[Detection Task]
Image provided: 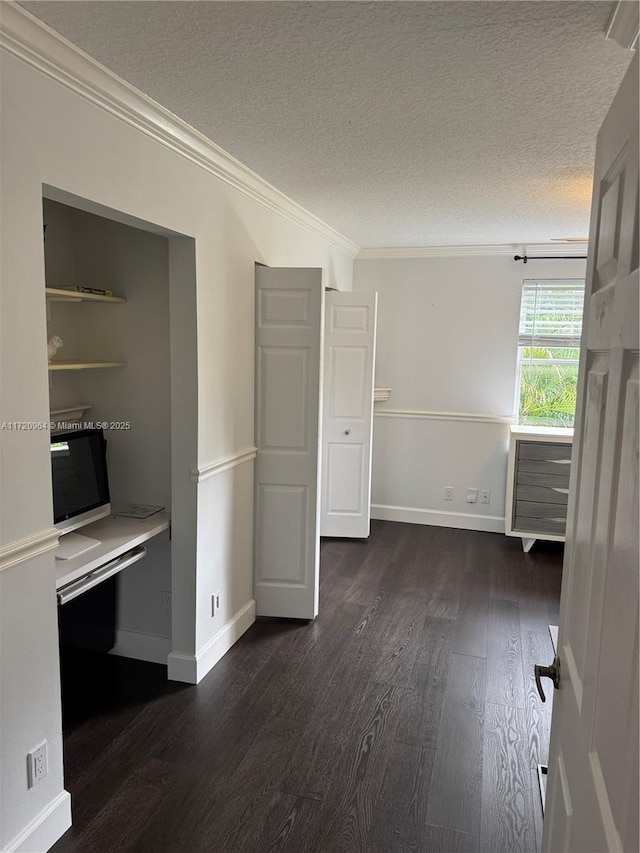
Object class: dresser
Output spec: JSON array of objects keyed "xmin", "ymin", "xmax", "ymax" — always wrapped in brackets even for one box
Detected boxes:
[{"xmin": 505, "ymin": 426, "xmax": 574, "ymax": 552}]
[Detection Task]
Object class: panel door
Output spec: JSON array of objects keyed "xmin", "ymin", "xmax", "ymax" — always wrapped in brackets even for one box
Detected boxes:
[
  {"xmin": 254, "ymin": 266, "xmax": 324, "ymax": 619},
  {"xmin": 321, "ymin": 292, "xmax": 377, "ymax": 538},
  {"xmin": 543, "ymin": 53, "xmax": 638, "ymax": 853}
]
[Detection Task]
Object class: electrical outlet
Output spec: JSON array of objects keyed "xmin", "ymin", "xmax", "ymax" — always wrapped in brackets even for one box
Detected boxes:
[
  {"xmin": 211, "ymin": 591, "xmax": 221, "ymax": 617},
  {"xmin": 27, "ymin": 741, "xmax": 48, "ymax": 788},
  {"xmin": 466, "ymin": 488, "xmax": 478, "ymax": 504},
  {"xmin": 480, "ymin": 489, "xmax": 491, "ymax": 505},
  {"xmin": 161, "ymin": 590, "xmax": 171, "ymax": 613},
  {"xmin": 444, "ymin": 486, "xmax": 454, "ymax": 501}
]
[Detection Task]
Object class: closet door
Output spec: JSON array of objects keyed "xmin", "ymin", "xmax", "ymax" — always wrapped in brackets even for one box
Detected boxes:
[
  {"xmin": 321, "ymin": 292, "xmax": 377, "ymax": 537},
  {"xmin": 254, "ymin": 266, "xmax": 324, "ymax": 619}
]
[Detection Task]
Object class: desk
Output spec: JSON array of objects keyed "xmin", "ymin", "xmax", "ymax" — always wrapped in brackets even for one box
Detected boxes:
[{"xmin": 55, "ymin": 512, "xmax": 170, "ymax": 591}]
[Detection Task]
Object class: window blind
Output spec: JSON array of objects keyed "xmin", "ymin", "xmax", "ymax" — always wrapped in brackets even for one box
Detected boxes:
[{"xmin": 518, "ymin": 280, "xmax": 585, "ymax": 349}]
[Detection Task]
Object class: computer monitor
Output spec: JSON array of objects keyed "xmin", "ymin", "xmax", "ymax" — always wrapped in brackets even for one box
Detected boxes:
[{"xmin": 51, "ymin": 428, "xmax": 111, "ymax": 560}]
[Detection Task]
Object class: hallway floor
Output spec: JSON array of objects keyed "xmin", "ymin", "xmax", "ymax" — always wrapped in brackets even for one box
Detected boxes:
[{"xmin": 53, "ymin": 521, "xmax": 561, "ymax": 853}]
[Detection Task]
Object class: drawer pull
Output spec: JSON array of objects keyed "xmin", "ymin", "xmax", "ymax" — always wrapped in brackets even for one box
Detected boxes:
[
  {"xmin": 552, "ymin": 487, "xmax": 570, "ymax": 494},
  {"xmin": 549, "ymin": 459, "xmax": 571, "ymax": 465}
]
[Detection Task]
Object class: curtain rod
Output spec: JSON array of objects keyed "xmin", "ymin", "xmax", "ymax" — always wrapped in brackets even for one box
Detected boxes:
[{"xmin": 514, "ymin": 254, "xmax": 587, "ymax": 264}]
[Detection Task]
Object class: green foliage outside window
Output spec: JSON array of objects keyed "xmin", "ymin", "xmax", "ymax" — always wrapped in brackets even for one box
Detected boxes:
[{"xmin": 518, "ymin": 347, "xmax": 580, "ymax": 427}]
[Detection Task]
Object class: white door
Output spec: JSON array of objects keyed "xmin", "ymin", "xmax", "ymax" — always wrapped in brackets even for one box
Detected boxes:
[
  {"xmin": 321, "ymin": 292, "xmax": 377, "ymax": 538},
  {"xmin": 254, "ymin": 266, "xmax": 324, "ymax": 619},
  {"xmin": 543, "ymin": 54, "xmax": 638, "ymax": 853}
]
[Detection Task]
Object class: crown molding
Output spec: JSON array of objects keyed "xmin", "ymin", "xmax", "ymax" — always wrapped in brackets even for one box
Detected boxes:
[
  {"xmin": 0, "ymin": 3, "xmax": 359, "ymax": 257},
  {"xmin": 357, "ymin": 242, "xmax": 589, "ymax": 260}
]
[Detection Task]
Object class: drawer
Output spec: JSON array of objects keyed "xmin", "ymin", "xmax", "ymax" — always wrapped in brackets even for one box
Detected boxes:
[
  {"xmin": 517, "ymin": 458, "xmax": 572, "ymax": 475},
  {"xmin": 516, "ymin": 470, "xmax": 570, "ymax": 489},
  {"xmin": 514, "ymin": 515, "xmax": 567, "ymax": 536},
  {"xmin": 515, "ymin": 484, "xmax": 569, "ymax": 505},
  {"xmin": 517, "ymin": 441, "xmax": 572, "ymax": 463},
  {"xmin": 516, "ymin": 500, "xmax": 568, "ymax": 521}
]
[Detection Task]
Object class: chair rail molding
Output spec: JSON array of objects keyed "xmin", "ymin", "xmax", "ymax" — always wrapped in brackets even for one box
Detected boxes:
[
  {"xmin": 0, "ymin": 3, "xmax": 358, "ymax": 257},
  {"xmin": 374, "ymin": 409, "xmax": 514, "ymax": 425},
  {"xmin": 189, "ymin": 446, "xmax": 258, "ymax": 483},
  {"xmin": 0, "ymin": 527, "xmax": 60, "ymax": 572}
]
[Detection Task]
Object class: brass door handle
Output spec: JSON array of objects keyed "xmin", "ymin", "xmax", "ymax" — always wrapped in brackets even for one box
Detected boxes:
[{"xmin": 534, "ymin": 656, "xmax": 561, "ymax": 702}]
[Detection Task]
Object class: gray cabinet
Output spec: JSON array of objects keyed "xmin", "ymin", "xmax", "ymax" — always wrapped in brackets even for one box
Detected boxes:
[{"xmin": 505, "ymin": 427, "xmax": 573, "ymax": 551}]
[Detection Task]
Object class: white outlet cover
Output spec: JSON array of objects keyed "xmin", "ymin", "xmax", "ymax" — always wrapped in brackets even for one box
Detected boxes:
[
  {"xmin": 466, "ymin": 488, "xmax": 478, "ymax": 503},
  {"xmin": 28, "ymin": 741, "xmax": 48, "ymax": 788}
]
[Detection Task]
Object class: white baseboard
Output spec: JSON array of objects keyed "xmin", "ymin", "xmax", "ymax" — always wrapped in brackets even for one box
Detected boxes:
[
  {"xmin": 371, "ymin": 503, "xmax": 505, "ymax": 534},
  {"xmin": 167, "ymin": 598, "xmax": 256, "ymax": 684},
  {"xmin": 110, "ymin": 630, "xmax": 172, "ymax": 665},
  {"xmin": 3, "ymin": 790, "xmax": 71, "ymax": 853}
]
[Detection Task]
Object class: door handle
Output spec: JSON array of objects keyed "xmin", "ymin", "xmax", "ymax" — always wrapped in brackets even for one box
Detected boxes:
[{"xmin": 534, "ymin": 655, "xmax": 561, "ymax": 702}]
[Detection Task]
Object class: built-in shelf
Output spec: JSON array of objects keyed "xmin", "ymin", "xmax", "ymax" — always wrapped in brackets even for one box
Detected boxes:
[
  {"xmin": 374, "ymin": 387, "xmax": 392, "ymax": 402},
  {"xmin": 45, "ymin": 287, "xmax": 126, "ymax": 304},
  {"xmin": 48, "ymin": 360, "xmax": 127, "ymax": 371}
]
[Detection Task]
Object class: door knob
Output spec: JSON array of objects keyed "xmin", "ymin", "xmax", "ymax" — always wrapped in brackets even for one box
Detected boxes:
[
  {"xmin": 344, "ymin": 429, "xmax": 351, "ymax": 435},
  {"xmin": 534, "ymin": 656, "xmax": 561, "ymax": 702}
]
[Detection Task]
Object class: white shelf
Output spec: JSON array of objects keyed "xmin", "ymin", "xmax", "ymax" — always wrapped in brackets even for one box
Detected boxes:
[
  {"xmin": 48, "ymin": 360, "xmax": 127, "ymax": 371},
  {"xmin": 46, "ymin": 287, "xmax": 126, "ymax": 304},
  {"xmin": 55, "ymin": 512, "xmax": 170, "ymax": 590}
]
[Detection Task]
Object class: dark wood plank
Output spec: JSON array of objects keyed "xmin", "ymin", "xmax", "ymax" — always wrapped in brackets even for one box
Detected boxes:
[
  {"xmin": 423, "ymin": 825, "xmax": 479, "ymax": 852},
  {"xmin": 485, "ymin": 598, "xmax": 526, "ymax": 709},
  {"xmin": 315, "ymin": 681, "xmax": 406, "ymax": 851},
  {"xmin": 395, "ymin": 616, "xmax": 452, "ymax": 748},
  {"xmin": 281, "ymin": 669, "xmax": 370, "ymax": 801},
  {"xmin": 426, "ymin": 653, "xmax": 486, "ymax": 836},
  {"xmin": 273, "ymin": 602, "xmax": 366, "ymax": 722},
  {"xmin": 346, "ymin": 544, "xmax": 395, "ymax": 605},
  {"xmin": 51, "ymin": 521, "xmax": 562, "ymax": 853},
  {"xmin": 480, "ymin": 702, "xmax": 537, "ymax": 853},
  {"xmin": 521, "ymin": 628, "xmax": 555, "ymax": 767},
  {"xmin": 452, "ymin": 572, "xmax": 489, "ymax": 657},
  {"xmin": 189, "ymin": 715, "xmax": 306, "ymax": 852},
  {"xmin": 335, "ymin": 590, "xmax": 425, "ymax": 688},
  {"xmin": 52, "ymin": 758, "xmax": 177, "ymax": 853},
  {"xmin": 364, "ymin": 743, "xmax": 435, "ymax": 852},
  {"xmin": 424, "ymin": 550, "xmax": 464, "ymax": 619}
]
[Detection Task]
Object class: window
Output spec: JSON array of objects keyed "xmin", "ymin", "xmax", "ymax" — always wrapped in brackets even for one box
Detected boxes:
[{"xmin": 515, "ymin": 279, "xmax": 585, "ymax": 427}]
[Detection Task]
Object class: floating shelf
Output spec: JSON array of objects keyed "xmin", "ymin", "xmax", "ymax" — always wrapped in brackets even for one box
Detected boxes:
[
  {"xmin": 48, "ymin": 360, "xmax": 127, "ymax": 371},
  {"xmin": 50, "ymin": 403, "xmax": 93, "ymax": 424},
  {"xmin": 45, "ymin": 287, "xmax": 126, "ymax": 304}
]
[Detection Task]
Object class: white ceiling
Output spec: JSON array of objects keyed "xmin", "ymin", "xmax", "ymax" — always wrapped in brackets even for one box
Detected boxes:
[{"xmin": 20, "ymin": 1, "xmax": 632, "ymax": 248}]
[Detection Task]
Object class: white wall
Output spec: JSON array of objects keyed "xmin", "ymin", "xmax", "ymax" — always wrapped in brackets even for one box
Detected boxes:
[
  {"xmin": 354, "ymin": 254, "xmax": 586, "ymax": 531},
  {"xmin": 0, "ymin": 37, "xmax": 353, "ymax": 853}
]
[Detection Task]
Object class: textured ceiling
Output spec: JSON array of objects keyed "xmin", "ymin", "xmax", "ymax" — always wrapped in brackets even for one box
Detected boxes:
[{"xmin": 19, "ymin": 1, "xmax": 632, "ymax": 248}]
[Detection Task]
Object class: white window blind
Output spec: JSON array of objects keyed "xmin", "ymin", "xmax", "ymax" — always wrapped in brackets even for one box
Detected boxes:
[{"xmin": 518, "ymin": 280, "xmax": 585, "ymax": 349}]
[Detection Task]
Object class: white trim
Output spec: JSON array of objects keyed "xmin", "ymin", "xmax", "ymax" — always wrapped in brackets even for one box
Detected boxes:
[
  {"xmin": 589, "ymin": 752, "xmax": 623, "ymax": 853},
  {"xmin": 2, "ymin": 790, "xmax": 71, "ymax": 853},
  {"xmin": 189, "ymin": 446, "xmax": 257, "ymax": 483},
  {"xmin": 0, "ymin": 4, "xmax": 358, "ymax": 258},
  {"xmin": 563, "ymin": 641, "xmax": 583, "ymax": 714},
  {"xmin": 557, "ymin": 752, "xmax": 573, "ymax": 818},
  {"xmin": 606, "ymin": 1, "xmax": 639, "ymax": 50},
  {"xmin": 110, "ymin": 630, "xmax": 172, "ymax": 665},
  {"xmin": 371, "ymin": 504, "xmax": 505, "ymax": 533},
  {"xmin": 357, "ymin": 243, "xmax": 589, "ymax": 260},
  {"xmin": 167, "ymin": 598, "xmax": 256, "ymax": 684},
  {"xmin": 0, "ymin": 528, "xmax": 59, "ymax": 572},
  {"xmin": 374, "ymin": 409, "xmax": 513, "ymax": 425}
]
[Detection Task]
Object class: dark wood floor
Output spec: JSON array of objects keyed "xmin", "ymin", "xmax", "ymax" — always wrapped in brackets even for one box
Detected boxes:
[{"xmin": 53, "ymin": 521, "xmax": 561, "ymax": 853}]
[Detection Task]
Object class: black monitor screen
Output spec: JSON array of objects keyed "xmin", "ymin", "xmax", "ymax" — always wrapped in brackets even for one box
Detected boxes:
[{"xmin": 51, "ymin": 429, "xmax": 110, "ymax": 523}]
